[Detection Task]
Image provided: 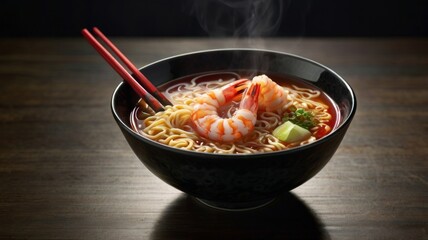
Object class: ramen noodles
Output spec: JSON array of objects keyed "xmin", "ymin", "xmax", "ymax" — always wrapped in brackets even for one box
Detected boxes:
[{"xmin": 131, "ymin": 72, "xmax": 339, "ymax": 154}]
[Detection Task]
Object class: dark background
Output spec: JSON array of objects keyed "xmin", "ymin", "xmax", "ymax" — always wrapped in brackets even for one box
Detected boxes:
[{"xmin": 1, "ymin": 0, "xmax": 427, "ymax": 37}]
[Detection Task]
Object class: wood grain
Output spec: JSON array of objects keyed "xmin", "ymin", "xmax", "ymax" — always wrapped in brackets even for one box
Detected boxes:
[{"xmin": 0, "ymin": 38, "xmax": 427, "ymax": 240}]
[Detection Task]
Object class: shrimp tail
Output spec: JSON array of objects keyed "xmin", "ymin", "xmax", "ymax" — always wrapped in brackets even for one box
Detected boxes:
[
  {"xmin": 222, "ymin": 78, "xmax": 251, "ymax": 102},
  {"xmin": 240, "ymin": 83, "xmax": 260, "ymax": 113}
]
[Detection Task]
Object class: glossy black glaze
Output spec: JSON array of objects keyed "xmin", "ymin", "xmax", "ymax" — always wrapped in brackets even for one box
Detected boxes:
[{"xmin": 111, "ymin": 49, "xmax": 357, "ymax": 208}]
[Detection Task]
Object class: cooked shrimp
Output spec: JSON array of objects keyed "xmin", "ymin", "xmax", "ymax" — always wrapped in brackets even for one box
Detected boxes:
[
  {"xmin": 252, "ymin": 74, "xmax": 288, "ymax": 112},
  {"xmin": 191, "ymin": 79, "xmax": 261, "ymax": 142}
]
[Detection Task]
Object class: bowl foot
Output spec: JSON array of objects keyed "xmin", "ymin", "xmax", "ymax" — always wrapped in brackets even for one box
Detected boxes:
[{"xmin": 195, "ymin": 197, "xmax": 275, "ymax": 211}]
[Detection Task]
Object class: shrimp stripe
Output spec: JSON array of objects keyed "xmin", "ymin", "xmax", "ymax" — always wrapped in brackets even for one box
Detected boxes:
[
  {"xmin": 208, "ymin": 120, "xmax": 221, "ymax": 140},
  {"xmin": 213, "ymin": 89, "xmax": 226, "ymax": 105},
  {"xmin": 223, "ymin": 119, "xmax": 233, "ymax": 136},
  {"xmin": 232, "ymin": 118, "xmax": 247, "ymax": 135},
  {"xmin": 236, "ymin": 109, "xmax": 256, "ymax": 123},
  {"xmin": 236, "ymin": 112, "xmax": 256, "ymax": 130},
  {"xmin": 209, "ymin": 120, "xmax": 221, "ymax": 135},
  {"xmin": 201, "ymin": 96, "xmax": 219, "ymax": 107},
  {"xmin": 201, "ymin": 116, "xmax": 217, "ymax": 130}
]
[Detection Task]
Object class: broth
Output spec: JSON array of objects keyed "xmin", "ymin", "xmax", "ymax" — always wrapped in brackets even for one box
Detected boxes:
[{"xmin": 130, "ymin": 71, "xmax": 340, "ymax": 153}]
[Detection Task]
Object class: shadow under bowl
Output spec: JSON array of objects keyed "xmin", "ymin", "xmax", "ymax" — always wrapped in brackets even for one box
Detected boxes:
[{"xmin": 111, "ymin": 49, "xmax": 357, "ymax": 210}]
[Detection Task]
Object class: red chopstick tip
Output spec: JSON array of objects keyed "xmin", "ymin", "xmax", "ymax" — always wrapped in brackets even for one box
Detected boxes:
[
  {"xmin": 81, "ymin": 28, "xmax": 89, "ymax": 34},
  {"xmin": 81, "ymin": 27, "xmax": 170, "ymax": 112}
]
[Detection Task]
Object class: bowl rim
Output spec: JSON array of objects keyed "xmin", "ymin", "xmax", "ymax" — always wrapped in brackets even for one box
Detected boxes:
[{"xmin": 111, "ymin": 48, "xmax": 357, "ymax": 158}]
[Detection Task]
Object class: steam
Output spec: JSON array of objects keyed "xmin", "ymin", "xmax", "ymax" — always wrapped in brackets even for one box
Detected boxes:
[{"xmin": 190, "ymin": 0, "xmax": 284, "ymax": 37}]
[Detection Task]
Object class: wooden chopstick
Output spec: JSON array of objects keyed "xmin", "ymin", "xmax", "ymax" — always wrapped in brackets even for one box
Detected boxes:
[
  {"xmin": 92, "ymin": 27, "xmax": 172, "ymax": 106},
  {"xmin": 81, "ymin": 28, "xmax": 165, "ymax": 112}
]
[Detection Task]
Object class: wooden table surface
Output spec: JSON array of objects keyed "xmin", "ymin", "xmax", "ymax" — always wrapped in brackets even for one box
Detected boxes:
[{"xmin": 0, "ymin": 38, "xmax": 427, "ymax": 240}]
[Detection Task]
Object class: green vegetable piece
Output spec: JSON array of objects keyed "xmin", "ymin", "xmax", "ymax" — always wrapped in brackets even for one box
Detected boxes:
[
  {"xmin": 282, "ymin": 107, "xmax": 318, "ymax": 130},
  {"xmin": 273, "ymin": 121, "xmax": 311, "ymax": 143}
]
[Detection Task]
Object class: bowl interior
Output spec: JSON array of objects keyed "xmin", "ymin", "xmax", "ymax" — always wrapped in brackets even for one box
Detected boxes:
[{"xmin": 112, "ymin": 49, "xmax": 356, "ymax": 147}]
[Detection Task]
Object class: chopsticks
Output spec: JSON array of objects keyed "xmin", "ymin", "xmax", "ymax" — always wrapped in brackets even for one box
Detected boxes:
[{"xmin": 81, "ymin": 27, "xmax": 172, "ymax": 112}]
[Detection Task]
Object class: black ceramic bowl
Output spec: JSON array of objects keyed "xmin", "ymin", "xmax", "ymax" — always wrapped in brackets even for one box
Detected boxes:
[{"xmin": 111, "ymin": 49, "xmax": 356, "ymax": 210}]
